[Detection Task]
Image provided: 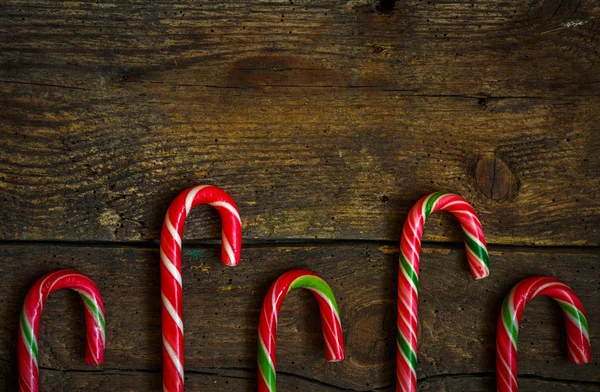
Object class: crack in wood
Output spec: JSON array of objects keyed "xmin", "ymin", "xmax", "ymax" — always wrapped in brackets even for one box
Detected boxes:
[
  {"xmin": 4, "ymin": 361, "xmax": 598, "ymax": 390},
  {"xmin": 1, "ymin": 239, "xmax": 599, "ymax": 254}
]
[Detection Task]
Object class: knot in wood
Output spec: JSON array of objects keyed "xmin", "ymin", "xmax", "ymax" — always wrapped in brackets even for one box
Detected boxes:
[{"xmin": 475, "ymin": 154, "xmax": 516, "ymax": 201}]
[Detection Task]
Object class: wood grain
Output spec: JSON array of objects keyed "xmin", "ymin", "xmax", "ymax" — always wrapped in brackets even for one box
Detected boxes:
[
  {"xmin": 1, "ymin": 1, "xmax": 599, "ymax": 245},
  {"xmin": 0, "ymin": 0, "xmax": 599, "ymax": 97},
  {"xmin": 1, "ymin": 1, "xmax": 599, "ymax": 391},
  {"xmin": 0, "ymin": 243, "xmax": 598, "ymax": 391},
  {"xmin": 2, "ymin": 371, "xmax": 599, "ymax": 392},
  {"xmin": 1, "ymin": 91, "xmax": 598, "ymax": 244}
]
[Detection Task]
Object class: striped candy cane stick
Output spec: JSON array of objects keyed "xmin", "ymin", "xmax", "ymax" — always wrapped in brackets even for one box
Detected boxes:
[
  {"xmin": 397, "ymin": 192, "xmax": 489, "ymax": 392},
  {"xmin": 18, "ymin": 270, "xmax": 105, "ymax": 392},
  {"xmin": 497, "ymin": 276, "xmax": 590, "ymax": 392},
  {"xmin": 161, "ymin": 185, "xmax": 242, "ymax": 392},
  {"xmin": 258, "ymin": 270, "xmax": 344, "ymax": 392}
]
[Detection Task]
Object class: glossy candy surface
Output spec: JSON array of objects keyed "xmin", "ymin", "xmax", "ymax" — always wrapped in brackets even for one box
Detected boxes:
[
  {"xmin": 18, "ymin": 270, "xmax": 105, "ymax": 392},
  {"xmin": 496, "ymin": 276, "xmax": 591, "ymax": 392},
  {"xmin": 397, "ymin": 192, "xmax": 489, "ymax": 392},
  {"xmin": 258, "ymin": 269, "xmax": 344, "ymax": 392},
  {"xmin": 160, "ymin": 185, "xmax": 242, "ymax": 392}
]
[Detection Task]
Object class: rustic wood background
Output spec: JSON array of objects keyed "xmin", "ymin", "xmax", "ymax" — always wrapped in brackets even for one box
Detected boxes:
[{"xmin": 1, "ymin": 0, "xmax": 599, "ymax": 391}]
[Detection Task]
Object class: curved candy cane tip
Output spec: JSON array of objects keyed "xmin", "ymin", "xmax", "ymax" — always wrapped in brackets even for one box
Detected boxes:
[
  {"xmin": 258, "ymin": 270, "xmax": 344, "ymax": 392},
  {"xmin": 186, "ymin": 185, "xmax": 242, "ymax": 267},
  {"xmin": 496, "ymin": 276, "xmax": 591, "ymax": 392},
  {"xmin": 469, "ymin": 263, "xmax": 489, "ymax": 280},
  {"xmin": 160, "ymin": 185, "xmax": 242, "ymax": 392},
  {"xmin": 398, "ymin": 192, "xmax": 489, "ymax": 392},
  {"xmin": 18, "ymin": 270, "xmax": 105, "ymax": 392}
]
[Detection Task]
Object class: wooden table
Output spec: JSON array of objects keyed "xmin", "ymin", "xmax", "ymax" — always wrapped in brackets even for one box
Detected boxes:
[{"xmin": 1, "ymin": 1, "xmax": 598, "ymax": 391}]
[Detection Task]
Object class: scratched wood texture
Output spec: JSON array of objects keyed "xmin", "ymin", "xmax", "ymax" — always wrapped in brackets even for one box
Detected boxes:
[
  {"xmin": 0, "ymin": 0, "xmax": 599, "ymax": 390},
  {"xmin": 0, "ymin": 244, "xmax": 599, "ymax": 391}
]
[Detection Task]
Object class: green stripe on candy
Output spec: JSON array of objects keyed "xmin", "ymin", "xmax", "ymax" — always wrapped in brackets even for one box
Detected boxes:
[
  {"xmin": 400, "ymin": 253, "xmax": 419, "ymax": 289},
  {"xmin": 258, "ymin": 337, "xmax": 276, "ymax": 392},
  {"xmin": 80, "ymin": 294, "xmax": 106, "ymax": 331},
  {"xmin": 464, "ymin": 233, "xmax": 490, "ymax": 270},
  {"xmin": 502, "ymin": 297, "xmax": 519, "ymax": 349},
  {"xmin": 289, "ymin": 276, "xmax": 340, "ymax": 315},
  {"xmin": 424, "ymin": 192, "xmax": 445, "ymax": 218},
  {"xmin": 20, "ymin": 311, "xmax": 38, "ymax": 363},
  {"xmin": 397, "ymin": 329, "xmax": 417, "ymax": 371},
  {"xmin": 558, "ymin": 301, "xmax": 589, "ymax": 334}
]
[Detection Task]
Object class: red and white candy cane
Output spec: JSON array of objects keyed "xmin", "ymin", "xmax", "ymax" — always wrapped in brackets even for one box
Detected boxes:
[
  {"xmin": 258, "ymin": 270, "xmax": 344, "ymax": 392},
  {"xmin": 18, "ymin": 270, "xmax": 105, "ymax": 392},
  {"xmin": 496, "ymin": 276, "xmax": 591, "ymax": 392},
  {"xmin": 397, "ymin": 192, "xmax": 490, "ymax": 392},
  {"xmin": 161, "ymin": 185, "xmax": 242, "ymax": 392}
]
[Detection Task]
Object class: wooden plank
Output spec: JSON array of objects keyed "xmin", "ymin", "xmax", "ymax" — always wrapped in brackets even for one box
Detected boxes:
[
  {"xmin": 417, "ymin": 376, "xmax": 600, "ymax": 392},
  {"xmin": 0, "ymin": 0, "xmax": 599, "ymax": 97},
  {"xmin": 2, "ymin": 370, "xmax": 599, "ymax": 392},
  {"xmin": 1, "ymin": 1, "xmax": 599, "ymax": 245},
  {"xmin": 0, "ymin": 243, "xmax": 598, "ymax": 390},
  {"xmin": 0, "ymin": 91, "xmax": 598, "ymax": 244}
]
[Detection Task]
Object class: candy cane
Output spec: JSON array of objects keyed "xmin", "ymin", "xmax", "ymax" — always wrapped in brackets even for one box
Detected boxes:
[
  {"xmin": 258, "ymin": 270, "xmax": 344, "ymax": 392},
  {"xmin": 397, "ymin": 192, "xmax": 489, "ymax": 392},
  {"xmin": 18, "ymin": 270, "xmax": 105, "ymax": 392},
  {"xmin": 161, "ymin": 185, "xmax": 242, "ymax": 392},
  {"xmin": 496, "ymin": 276, "xmax": 590, "ymax": 392}
]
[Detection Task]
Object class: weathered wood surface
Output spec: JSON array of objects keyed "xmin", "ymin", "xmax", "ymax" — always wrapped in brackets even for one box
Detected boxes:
[
  {"xmin": 2, "ymin": 0, "xmax": 599, "ymax": 391},
  {"xmin": 1, "ymin": 0, "xmax": 599, "ymax": 97},
  {"xmin": 1, "ymin": 0, "xmax": 600, "ymax": 245},
  {"xmin": 0, "ymin": 243, "xmax": 598, "ymax": 391}
]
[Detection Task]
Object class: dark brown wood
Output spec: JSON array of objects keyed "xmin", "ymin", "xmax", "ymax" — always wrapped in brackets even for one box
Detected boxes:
[
  {"xmin": 0, "ymin": 0, "xmax": 599, "ymax": 97},
  {"xmin": 1, "ymin": 1, "xmax": 599, "ymax": 245},
  {"xmin": 0, "ymin": 243, "xmax": 598, "ymax": 391},
  {"xmin": 1, "ymin": 1, "xmax": 599, "ymax": 391},
  {"xmin": 1, "ymin": 92, "xmax": 599, "ymax": 245},
  {"xmin": 2, "ymin": 371, "xmax": 599, "ymax": 392}
]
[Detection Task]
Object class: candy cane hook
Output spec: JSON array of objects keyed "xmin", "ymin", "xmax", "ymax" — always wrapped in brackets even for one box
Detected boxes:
[
  {"xmin": 161, "ymin": 185, "xmax": 242, "ymax": 392},
  {"xmin": 496, "ymin": 276, "xmax": 591, "ymax": 392},
  {"xmin": 258, "ymin": 270, "xmax": 344, "ymax": 392},
  {"xmin": 397, "ymin": 192, "xmax": 489, "ymax": 392},
  {"xmin": 18, "ymin": 270, "xmax": 105, "ymax": 392}
]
